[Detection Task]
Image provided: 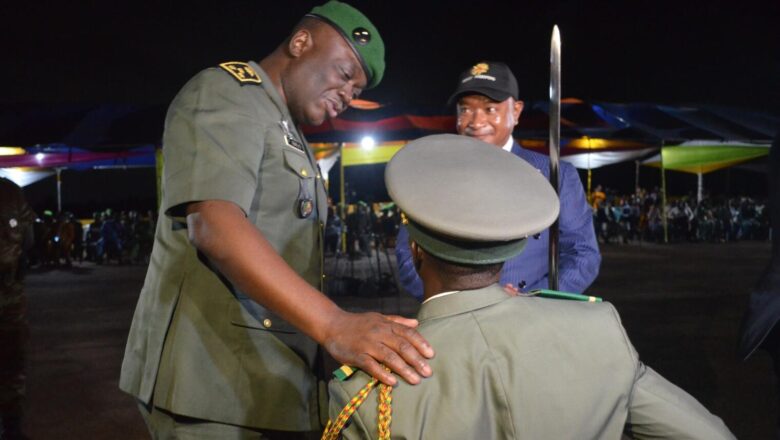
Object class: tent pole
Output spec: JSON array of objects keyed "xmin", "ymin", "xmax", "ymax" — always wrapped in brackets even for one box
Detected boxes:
[
  {"xmin": 635, "ymin": 160, "xmax": 640, "ymax": 194},
  {"xmin": 661, "ymin": 142, "xmax": 668, "ymax": 243},
  {"xmin": 339, "ymin": 143, "xmax": 347, "ymax": 254},
  {"xmin": 586, "ymin": 137, "xmax": 592, "ymax": 198},
  {"xmin": 697, "ymin": 172, "xmax": 703, "ymax": 204},
  {"xmin": 56, "ymin": 167, "xmax": 62, "ymax": 213},
  {"xmin": 587, "ymin": 168, "xmax": 592, "ymax": 198}
]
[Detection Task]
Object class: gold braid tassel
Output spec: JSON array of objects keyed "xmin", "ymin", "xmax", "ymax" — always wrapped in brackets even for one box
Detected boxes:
[
  {"xmin": 321, "ymin": 369, "xmax": 394, "ymax": 440},
  {"xmin": 376, "ymin": 382, "xmax": 393, "ymax": 440}
]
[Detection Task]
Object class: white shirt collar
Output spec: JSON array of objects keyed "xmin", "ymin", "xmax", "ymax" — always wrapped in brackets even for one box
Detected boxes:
[
  {"xmin": 501, "ymin": 136, "xmax": 514, "ymax": 152},
  {"xmin": 422, "ymin": 290, "xmax": 461, "ymax": 304}
]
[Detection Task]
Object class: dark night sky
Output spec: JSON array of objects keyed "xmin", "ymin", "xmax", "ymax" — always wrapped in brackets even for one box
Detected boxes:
[
  {"xmin": 3, "ymin": 1, "xmax": 778, "ymax": 211},
  {"xmin": 2, "ymin": 0, "xmax": 778, "ymax": 113}
]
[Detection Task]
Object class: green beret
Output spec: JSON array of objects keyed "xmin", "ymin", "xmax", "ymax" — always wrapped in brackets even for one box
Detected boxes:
[
  {"xmin": 307, "ymin": 1, "xmax": 385, "ymax": 89},
  {"xmin": 385, "ymin": 134, "xmax": 560, "ymax": 265}
]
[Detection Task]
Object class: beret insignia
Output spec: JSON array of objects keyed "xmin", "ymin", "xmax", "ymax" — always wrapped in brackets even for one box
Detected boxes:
[
  {"xmin": 219, "ymin": 61, "xmax": 262, "ymax": 85},
  {"xmin": 352, "ymin": 27, "xmax": 371, "ymax": 45}
]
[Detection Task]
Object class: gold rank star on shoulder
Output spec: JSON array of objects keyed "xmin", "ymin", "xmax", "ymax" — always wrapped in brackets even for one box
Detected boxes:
[{"xmin": 219, "ymin": 61, "xmax": 262, "ymax": 84}]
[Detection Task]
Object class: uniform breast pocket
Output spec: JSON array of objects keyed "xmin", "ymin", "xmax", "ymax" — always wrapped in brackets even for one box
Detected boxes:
[{"xmin": 282, "ymin": 148, "xmax": 317, "ymax": 219}]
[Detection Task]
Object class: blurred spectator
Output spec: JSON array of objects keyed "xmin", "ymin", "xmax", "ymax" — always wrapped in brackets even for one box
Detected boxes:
[
  {"xmin": 324, "ymin": 205, "xmax": 342, "ymax": 256},
  {"xmin": 0, "ymin": 177, "xmax": 35, "ymax": 439},
  {"xmin": 85, "ymin": 212, "xmax": 103, "ymax": 263},
  {"xmin": 591, "ymin": 184, "xmax": 769, "ymax": 245},
  {"xmin": 100, "ymin": 210, "xmax": 123, "ymax": 264},
  {"xmin": 56, "ymin": 212, "xmax": 76, "ymax": 267}
]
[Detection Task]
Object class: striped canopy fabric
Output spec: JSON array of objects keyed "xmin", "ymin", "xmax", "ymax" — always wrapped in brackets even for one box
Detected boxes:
[{"xmin": 642, "ymin": 141, "xmax": 770, "ymax": 174}]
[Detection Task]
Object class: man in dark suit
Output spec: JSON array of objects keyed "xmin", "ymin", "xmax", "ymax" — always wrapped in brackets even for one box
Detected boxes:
[{"xmin": 396, "ymin": 62, "xmax": 600, "ymax": 299}]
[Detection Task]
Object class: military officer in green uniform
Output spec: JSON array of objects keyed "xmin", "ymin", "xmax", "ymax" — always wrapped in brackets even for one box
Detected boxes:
[
  {"xmin": 327, "ymin": 134, "xmax": 735, "ymax": 439},
  {"xmin": 119, "ymin": 2, "xmax": 433, "ymax": 438},
  {"xmin": 0, "ymin": 177, "xmax": 35, "ymax": 440}
]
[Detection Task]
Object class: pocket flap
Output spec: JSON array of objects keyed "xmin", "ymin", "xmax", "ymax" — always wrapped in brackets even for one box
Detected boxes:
[
  {"xmin": 283, "ymin": 148, "xmax": 314, "ymax": 179},
  {"xmin": 230, "ymin": 294, "xmax": 297, "ymax": 334}
]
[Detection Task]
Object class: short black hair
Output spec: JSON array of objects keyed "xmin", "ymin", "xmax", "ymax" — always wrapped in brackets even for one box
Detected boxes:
[{"xmin": 426, "ymin": 251, "xmax": 503, "ymax": 282}]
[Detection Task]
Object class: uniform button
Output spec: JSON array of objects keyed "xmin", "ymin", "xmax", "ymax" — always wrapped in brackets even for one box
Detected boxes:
[
  {"xmin": 518, "ymin": 281, "xmax": 527, "ymax": 289},
  {"xmin": 301, "ymin": 169, "xmax": 308, "ymax": 177},
  {"xmin": 262, "ymin": 318, "xmax": 272, "ymax": 328},
  {"xmin": 322, "ymin": 274, "xmax": 326, "ymax": 279}
]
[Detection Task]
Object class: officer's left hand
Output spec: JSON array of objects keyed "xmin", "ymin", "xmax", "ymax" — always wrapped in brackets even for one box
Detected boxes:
[
  {"xmin": 322, "ymin": 310, "xmax": 434, "ymax": 386},
  {"xmin": 503, "ymin": 283, "xmax": 520, "ymax": 296}
]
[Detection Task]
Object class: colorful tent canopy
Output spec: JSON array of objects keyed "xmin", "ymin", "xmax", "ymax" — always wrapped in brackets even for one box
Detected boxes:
[
  {"xmin": 642, "ymin": 141, "xmax": 770, "ymax": 174},
  {"xmin": 560, "ymin": 149, "xmax": 658, "ymax": 170},
  {"xmin": 2, "ymin": 101, "xmax": 774, "ymax": 147},
  {"xmin": 0, "ymin": 168, "xmax": 54, "ymax": 187},
  {"xmin": 0, "ymin": 145, "xmax": 156, "ymax": 187},
  {"xmin": 1, "ymin": 101, "xmax": 775, "ymax": 181},
  {"xmin": 0, "ymin": 146, "xmax": 154, "ymax": 169},
  {"xmin": 520, "ymin": 137, "xmax": 656, "ymax": 169}
]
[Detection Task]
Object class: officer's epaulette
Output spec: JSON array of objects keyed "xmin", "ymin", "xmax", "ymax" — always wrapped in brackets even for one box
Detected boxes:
[
  {"xmin": 528, "ymin": 289, "xmax": 602, "ymax": 302},
  {"xmin": 218, "ymin": 61, "xmax": 262, "ymax": 85},
  {"xmin": 333, "ymin": 365, "xmax": 357, "ymax": 381}
]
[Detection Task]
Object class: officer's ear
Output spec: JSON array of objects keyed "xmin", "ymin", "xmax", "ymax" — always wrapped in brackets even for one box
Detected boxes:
[{"xmin": 288, "ymin": 29, "xmax": 314, "ymax": 58}]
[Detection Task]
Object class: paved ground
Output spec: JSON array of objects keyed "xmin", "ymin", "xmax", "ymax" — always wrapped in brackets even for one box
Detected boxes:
[{"xmin": 20, "ymin": 241, "xmax": 776, "ymax": 438}]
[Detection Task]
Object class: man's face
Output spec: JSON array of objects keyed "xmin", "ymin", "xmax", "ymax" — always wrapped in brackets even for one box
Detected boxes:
[
  {"xmin": 456, "ymin": 94, "xmax": 523, "ymax": 147},
  {"xmin": 283, "ymin": 25, "xmax": 367, "ymax": 126}
]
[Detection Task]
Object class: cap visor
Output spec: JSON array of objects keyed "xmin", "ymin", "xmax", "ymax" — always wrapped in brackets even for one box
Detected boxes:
[{"xmin": 406, "ymin": 220, "xmax": 527, "ymax": 265}]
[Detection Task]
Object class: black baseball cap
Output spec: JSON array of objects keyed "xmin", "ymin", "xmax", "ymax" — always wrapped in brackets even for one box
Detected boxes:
[{"xmin": 447, "ymin": 61, "xmax": 519, "ymax": 106}]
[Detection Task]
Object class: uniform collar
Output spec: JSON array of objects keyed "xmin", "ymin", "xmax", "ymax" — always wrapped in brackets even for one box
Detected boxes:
[
  {"xmin": 422, "ymin": 290, "xmax": 460, "ymax": 304},
  {"xmin": 416, "ymin": 284, "xmax": 510, "ymax": 323},
  {"xmin": 249, "ymin": 61, "xmax": 296, "ymax": 125}
]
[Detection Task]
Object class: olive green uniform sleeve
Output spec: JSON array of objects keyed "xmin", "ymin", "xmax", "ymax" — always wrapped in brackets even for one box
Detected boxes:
[
  {"xmin": 626, "ymin": 364, "xmax": 735, "ymax": 439},
  {"xmin": 161, "ymin": 68, "xmax": 265, "ymax": 218}
]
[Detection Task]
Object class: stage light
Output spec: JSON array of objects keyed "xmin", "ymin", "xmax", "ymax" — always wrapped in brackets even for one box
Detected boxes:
[
  {"xmin": 360, "ymin": 136, "xmax": 375, "ymax": 150},
  {"xmin": 35, "ymin": 153, "xmax": 44, "ymax": 161},
  {"xmin": 0, "ymin": 147, "xmax": 25, "ymax": 156}
]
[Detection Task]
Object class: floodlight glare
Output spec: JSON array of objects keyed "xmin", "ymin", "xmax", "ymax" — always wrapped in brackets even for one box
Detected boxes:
[{"xmin": 360, "ymin": 136, "xmax": 376, "ymax": 150}]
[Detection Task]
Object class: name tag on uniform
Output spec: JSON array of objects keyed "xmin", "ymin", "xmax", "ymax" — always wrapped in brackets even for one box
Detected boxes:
[{"xmin": 280, "ymin": 120, "xmax": 304, "ymax": 152}]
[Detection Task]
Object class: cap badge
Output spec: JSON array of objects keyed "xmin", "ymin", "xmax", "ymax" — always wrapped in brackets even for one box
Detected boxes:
[
  {"xmin": 470, "ymin": 63, "xmax": 489, "ymax": 76},
  {"xmin": 352, "ymin": 27, "xmax": 371, "ymax": 46}
]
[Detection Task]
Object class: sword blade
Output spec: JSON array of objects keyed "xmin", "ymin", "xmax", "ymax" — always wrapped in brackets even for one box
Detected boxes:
[{"xmin": 548, "ymin": 25, "xmax": 561, "ymax": 291}]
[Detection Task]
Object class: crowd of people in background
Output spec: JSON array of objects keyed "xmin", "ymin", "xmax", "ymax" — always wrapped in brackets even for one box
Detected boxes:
[
  {"xmin": 26, "ymin": 209, "xmax": 156, "ymax": 268},
  {"xmin": 324, "ymin": 199, "xmax": 402, "ymax": 259},
  {"xmin": 590, "ymin": 185, "xmax": 770, "ymax": 245},
  {"xmin": 21, "ymin": 189, "xmax": 773, "ymax": 272}
]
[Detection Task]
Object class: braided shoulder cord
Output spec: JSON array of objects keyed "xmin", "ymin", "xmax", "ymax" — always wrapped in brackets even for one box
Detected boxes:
[
  {"xmin": 376, "ymin": 381, "xmax": 393, "ymax": 440},
  {"xmin": 321, "ymin": 372, "xmax": 394, "ymax": 440}
]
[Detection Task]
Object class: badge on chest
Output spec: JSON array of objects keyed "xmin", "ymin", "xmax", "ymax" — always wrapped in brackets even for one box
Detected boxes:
[{"xmin": 279, "ymin": 120, "xmax": 305, "ymax": 152}]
